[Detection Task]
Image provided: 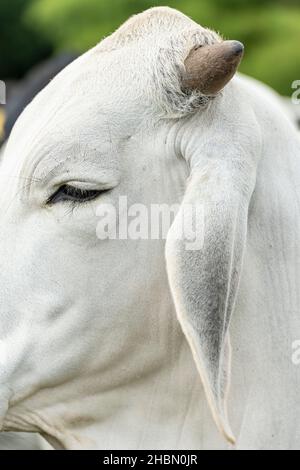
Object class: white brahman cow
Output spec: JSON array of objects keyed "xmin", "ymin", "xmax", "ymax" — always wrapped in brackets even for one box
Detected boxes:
[{"xmin": 0, "ymin": 7, "xmax": 300, "ymax": 450}]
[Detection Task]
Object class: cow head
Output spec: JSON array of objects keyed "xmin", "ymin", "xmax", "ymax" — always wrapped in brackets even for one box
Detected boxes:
[{"xmin": 0, "ymin": 7, "xmax": 261, "ymax": 447}]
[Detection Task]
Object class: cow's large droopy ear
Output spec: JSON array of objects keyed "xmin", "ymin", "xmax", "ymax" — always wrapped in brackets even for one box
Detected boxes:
[
  {"xmin": 165, "ymin": 40, "xmax": 253, "ymax": 444},
  {"xmin": 166, "ymin": 159, "xmax": 255, "ymax": 444}
]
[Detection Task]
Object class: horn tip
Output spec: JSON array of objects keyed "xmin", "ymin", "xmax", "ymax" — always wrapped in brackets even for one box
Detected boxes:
[
  {"xmin": 226, "ymin": 40, "xmax": 244, "ymax": 57},
  {"xmin": 232, "ymin": 40, "xmax": 244, "ymax": 56}
]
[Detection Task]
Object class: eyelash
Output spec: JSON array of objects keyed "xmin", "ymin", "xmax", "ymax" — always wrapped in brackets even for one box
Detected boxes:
[{"xmin": 47, "ymin": 184, "xmax": 106, "ymax": 205}]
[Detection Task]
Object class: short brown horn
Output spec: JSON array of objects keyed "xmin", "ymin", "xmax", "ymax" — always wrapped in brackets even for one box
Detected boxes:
[{"xmin": 182, "ymin": 40, "xmax": 244, "ymax": 95}]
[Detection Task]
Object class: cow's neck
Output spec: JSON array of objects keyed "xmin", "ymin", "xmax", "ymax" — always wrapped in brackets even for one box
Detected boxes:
[
  {"xmin": 3, "ymin": 322, "xmax": 218, "ymax": 450},
  {"xmin": 1, "ymin": 294, "xmax": 214, "ymax": 449},
  {"xmin": 50, "ymin": 342, "xmax": 206, "ymax": 450},
  {"xmin": 40, "ymin": 335, "xmax": 207, "ymax": 449}
]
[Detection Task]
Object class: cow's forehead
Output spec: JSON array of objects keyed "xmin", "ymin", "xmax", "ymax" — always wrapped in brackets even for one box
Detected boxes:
[
  {"xmin": 3, "ymin": 54, "xmax": 144, "ymax": 177},
  {"xmin": 13, "ymin": 51, "xmax": 139, "ymax": 134}
]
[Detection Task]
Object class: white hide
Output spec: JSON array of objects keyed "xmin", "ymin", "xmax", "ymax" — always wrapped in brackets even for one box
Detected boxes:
[
  {"xmin": 0, "ymin": 432, "xmax": 50, "ymax": 450},
  {"xmin": 0, "ymin": 147, "xmax": 51, "ymax": 450},
  {"xmin": 0, "ymin": 7, "xmax": 300, "ymax": 450},
  {"xmin": 282, "ymin": 98, "xmax": 300, "ymax": 129},
  {"xmin": 239, "ymin": 74, "xmax": 300, "ymax": 130}
]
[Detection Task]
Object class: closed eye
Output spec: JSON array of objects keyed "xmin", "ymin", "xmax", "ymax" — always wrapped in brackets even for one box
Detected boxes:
[{"xmin": 47, "ymin": 184, "xmax": 109, "ymax": 204}]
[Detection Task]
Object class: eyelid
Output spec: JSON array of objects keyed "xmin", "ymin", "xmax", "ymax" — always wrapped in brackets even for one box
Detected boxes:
[
  {"xmin": 47, "ymin": 184, "xmax": 110, "ymax": 205},
  {"xmin": 46, "ymin": 168, "xmax": 121, "ymax": 190},
  {"xmin": 59, "ymin": 181, "xmax": 113, "ymax": 191}
]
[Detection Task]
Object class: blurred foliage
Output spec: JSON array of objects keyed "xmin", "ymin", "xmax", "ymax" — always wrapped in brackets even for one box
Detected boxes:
[
  {"xmin": 0, "ymin": 0, "xmax": 53, "ymax": 79},
  {"xmin": 1, "ymin": 0, "xmax": 300, "ymax": 95}
]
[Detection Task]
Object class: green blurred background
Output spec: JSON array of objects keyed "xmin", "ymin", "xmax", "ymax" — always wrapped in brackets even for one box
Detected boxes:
[{"xmin": 0, "ymin": 0, "xmax": 300, "ymax": 95}]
